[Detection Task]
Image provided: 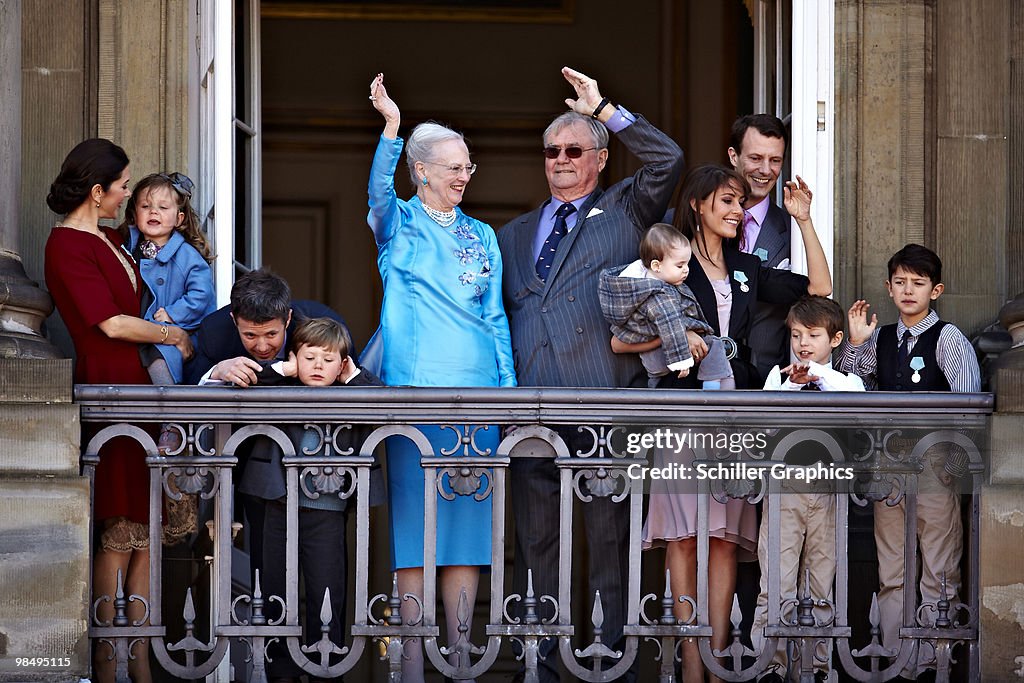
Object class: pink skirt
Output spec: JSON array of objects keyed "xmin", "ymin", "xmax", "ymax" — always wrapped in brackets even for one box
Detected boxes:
[{"xmin": 641, "ymin": 444, "xmax": 758, "ymax": 562}]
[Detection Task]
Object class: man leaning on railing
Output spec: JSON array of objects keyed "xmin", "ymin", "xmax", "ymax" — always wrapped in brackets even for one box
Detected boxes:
[{"xmin": 184, "ymin": 269, "xmax": 354, "ymax": 592}]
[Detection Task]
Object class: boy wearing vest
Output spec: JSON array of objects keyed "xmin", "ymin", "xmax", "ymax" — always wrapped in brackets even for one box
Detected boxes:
[
  {"xmin": 753, "ymin": 296, "xmax": 863, "ymax": 682},
  {"xmin": 838, "ymin": 243, "xmax": 980, "ymax": 680}
]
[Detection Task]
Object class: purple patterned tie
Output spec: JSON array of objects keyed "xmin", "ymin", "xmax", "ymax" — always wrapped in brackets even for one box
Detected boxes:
[{"xmin": 535, "ymin": 202, "xmax": 576, "ymax": 281}]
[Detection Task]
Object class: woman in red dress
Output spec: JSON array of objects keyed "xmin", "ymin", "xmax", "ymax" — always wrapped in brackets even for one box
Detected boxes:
[{"xmin": 44, "ymin": 139, "xmax": 193, "ymax": 683}]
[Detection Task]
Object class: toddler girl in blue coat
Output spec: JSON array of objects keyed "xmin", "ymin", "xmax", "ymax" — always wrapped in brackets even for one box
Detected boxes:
[{"xmin": 118, "ymin": 172, "xmax": 215, "ymax": 452}]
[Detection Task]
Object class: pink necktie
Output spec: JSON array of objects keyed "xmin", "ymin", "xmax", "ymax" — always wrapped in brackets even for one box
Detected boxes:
[{"xmin": 740, "ymin": 211, "xmax": 756, "ymax": 252}]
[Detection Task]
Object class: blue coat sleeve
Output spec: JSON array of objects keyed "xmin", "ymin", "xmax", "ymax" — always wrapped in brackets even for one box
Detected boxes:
[
  {"xmin": 163, "ymin": 248, "xmax": 216, "ymax": 329},
  {"xmin": 367, "ymin": 135, "xmax": 409, "ymax": 247},
  {"xmin": 480, "ymin": 226, "xmax": 517, "ymax": 387}
]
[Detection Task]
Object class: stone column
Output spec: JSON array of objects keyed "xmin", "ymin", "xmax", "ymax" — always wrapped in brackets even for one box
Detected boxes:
[
  {"xmin": 0, "ymin": 360, "xmax": 89, "ymax": 682},
  {"xmin": 0, "ymin": 3, "xmax": 90, "ymax": 680},
  {"xmin": 834, "ymin": 0, "xmax": 933, "ymax": 319},
  {"xmin": 0, "ymin": 0, "xmax": 59, "ymax": 359}
]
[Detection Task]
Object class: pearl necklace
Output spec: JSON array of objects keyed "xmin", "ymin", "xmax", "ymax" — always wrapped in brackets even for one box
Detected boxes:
[{"xmin": 421, "ymin": 202, "xmax": 457, "ymax": 227}]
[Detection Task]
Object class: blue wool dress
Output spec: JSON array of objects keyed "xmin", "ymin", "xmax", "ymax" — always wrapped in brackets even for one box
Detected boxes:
[{"xmin": 364, "ymin": 134, "xmax": 516, "ymax": 569}]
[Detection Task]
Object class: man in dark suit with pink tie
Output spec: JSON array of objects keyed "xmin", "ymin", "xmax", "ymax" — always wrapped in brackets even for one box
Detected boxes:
[{"xmin": 727, "ymin": 113, "xmax": 798, "ymax": 380}]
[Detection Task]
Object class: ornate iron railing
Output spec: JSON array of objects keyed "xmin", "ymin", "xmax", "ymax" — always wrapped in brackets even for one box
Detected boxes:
[{"xmin": 76, "ymin": 385, "xmax": 992, "ymax": 682}]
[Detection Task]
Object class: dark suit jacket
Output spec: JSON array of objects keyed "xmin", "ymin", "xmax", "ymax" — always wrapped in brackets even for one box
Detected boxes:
[
  {"xmin": 747, "ymin": 201, "xmax": 793, "ymax": 379},
  {"xmin": 682, "ymin": 247, "xmax": 808, "ymax": 389},
  {"xmin": 184, "ymin": 299, "xmax": 350, "ymax": 384},
  {"xmin": 497, "ymin": 115, "xmax": 684, "ymax": 388},
  {"xmin": 750, "ymin": 201, "xmax": 791, "ymax": 269}
]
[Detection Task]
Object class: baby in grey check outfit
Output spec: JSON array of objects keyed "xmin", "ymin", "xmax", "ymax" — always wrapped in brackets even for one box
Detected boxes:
[{"xmin": 599, "ymin": 223, "xmax": 734, "ymax": 389}]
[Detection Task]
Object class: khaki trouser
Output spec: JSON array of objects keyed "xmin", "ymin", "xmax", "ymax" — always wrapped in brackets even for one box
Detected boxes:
[
  {"xmin": 751, "ymin": 489, "xmax": 836, "ymax": 678},
  {"xmin": 874, "ymin": 457, "xmax": 962, "ymax": 678}
]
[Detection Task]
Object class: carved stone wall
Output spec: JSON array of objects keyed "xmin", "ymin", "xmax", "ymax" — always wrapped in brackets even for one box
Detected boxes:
[
  {"xmin": 834, "ymin": 0, "xmax": 933, "ymax": 325},
  {"xmin": 837, "ymin": 1, "xmax": 1024, "ymax": 678},
  {"xmin": 96, "ymin": 0, "xmax": 191, "ymax": 181},
  {"xmin": 0, "ymin": 360, "xmax": 87, "ymax": 682},
  {"xmin": 933, "ymin": 0, "xmax": 1013, "ymax": 334},
  {"xmin": 835, "ymin": 0, "xmax": 1016, "ymax": 338}
]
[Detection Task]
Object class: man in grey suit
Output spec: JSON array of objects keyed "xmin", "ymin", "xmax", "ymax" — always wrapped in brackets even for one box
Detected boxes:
[
  {"xmin": 497, "ymin": 66, "xmax": 683, "ymax": 682},
  {"xmin": 727, "ymin": 113, "xmax": 793, "ymax": 380}
]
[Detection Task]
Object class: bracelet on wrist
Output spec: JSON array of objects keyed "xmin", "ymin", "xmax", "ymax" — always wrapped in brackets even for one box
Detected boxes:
[
  {"xmin": 591, "ymin": 97, "xmax": 611, "ymax": 119},
  {"xmin": 160, "ymin": 325, "xmax": 169, "ymax": 343}
]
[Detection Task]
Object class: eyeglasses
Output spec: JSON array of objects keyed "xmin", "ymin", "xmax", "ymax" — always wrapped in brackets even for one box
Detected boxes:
[
  {"xmin": 542, "ymin": 145, "xmax": 597, "ymax": 159},
  {"xmin": 426, "ymin": 162, "xmax": 477, "ymax": 176},
  {"xmin": 159, "ymin": 172, "xmax": 195, "ymax": 199}
]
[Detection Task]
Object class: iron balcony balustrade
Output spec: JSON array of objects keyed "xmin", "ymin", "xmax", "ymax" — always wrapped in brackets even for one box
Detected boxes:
[{"xmin": 75, "ymin": 385, "xmax": 992, "ymax": 683}]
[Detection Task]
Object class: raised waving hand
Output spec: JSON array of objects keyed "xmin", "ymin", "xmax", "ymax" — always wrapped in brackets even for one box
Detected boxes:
[
  {"xmin": 369, "ymin": 72, "xmax": 400, "ymax": 139},
  {"xmin": 561, "ymin": 66, "xmax": 616, "ymax": 121},
  {"xmin": 847, "ymin": 299, "xmax": 878, "ymax": 345}
]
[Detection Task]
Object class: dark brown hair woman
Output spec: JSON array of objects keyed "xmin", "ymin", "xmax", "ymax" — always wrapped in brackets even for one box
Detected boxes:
[{"xmin": 44, "ymin": 138, "xmax": 193, "ymax": 683}]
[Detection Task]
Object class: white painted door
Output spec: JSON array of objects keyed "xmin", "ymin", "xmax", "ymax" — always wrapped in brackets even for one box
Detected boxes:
[
  {"xmin": 790, "ymin": 0, "xmax": 834, "ymax": 276},
  {"xmin": 197, "ymin": 0, "xmax": 262, "ymax": 307},
  {"xmin": 749, "ymin": 0, "xmax": 834, "ymax": 277}
]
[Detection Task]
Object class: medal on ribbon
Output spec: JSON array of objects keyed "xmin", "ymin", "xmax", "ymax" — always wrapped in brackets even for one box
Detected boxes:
[
  {"xmin": 733, "ymin": 270, "xmax": 750, "ymax": 293},
  {"xmin": 754, "ymin": 247, "xmax": 769, "ymax": 262},
  {"xmin": 909, "ymin": 356, "xmax": 925, "ymax": 384}
]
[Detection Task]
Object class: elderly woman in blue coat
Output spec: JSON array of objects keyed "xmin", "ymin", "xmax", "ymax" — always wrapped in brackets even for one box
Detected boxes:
[{"xmin": 364, "ymin": 73, "xmax": 516, "ymax": 683}]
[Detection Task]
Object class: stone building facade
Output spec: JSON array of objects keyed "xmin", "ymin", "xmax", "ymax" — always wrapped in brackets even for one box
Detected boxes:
[{"xmin": 1, "ymin": 1, "xmax": 1021, "ymax": 680}]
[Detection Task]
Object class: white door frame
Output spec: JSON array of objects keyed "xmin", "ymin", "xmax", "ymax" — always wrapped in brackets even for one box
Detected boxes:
[
  {"xmin": 789, "ymin": 0, "xmax": 834, "ymax": 277},
  {"xmin": 197, "ymin": 0, "xmax": 262, "ymax": 308}
]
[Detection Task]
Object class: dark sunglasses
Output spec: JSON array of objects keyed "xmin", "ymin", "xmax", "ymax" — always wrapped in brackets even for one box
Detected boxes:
[{"xmin": 542, "ymin": 145, "xmax": 597, "ymax": 160}]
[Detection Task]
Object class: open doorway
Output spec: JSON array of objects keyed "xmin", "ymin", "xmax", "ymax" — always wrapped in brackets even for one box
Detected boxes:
[{"xmin": 258, "ymin": 0, "xmax": 758, "ymax": 348}]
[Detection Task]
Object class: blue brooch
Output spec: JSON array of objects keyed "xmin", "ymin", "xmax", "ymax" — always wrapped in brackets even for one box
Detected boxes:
[{"xmin": 452, "ymin": 225, "xmax": 479, "ymax": 241}]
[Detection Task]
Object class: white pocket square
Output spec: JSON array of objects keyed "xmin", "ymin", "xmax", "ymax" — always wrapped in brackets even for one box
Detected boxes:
[{"xmin": 586, "ymin": 207, "xmax": 604, "ymax": 218}]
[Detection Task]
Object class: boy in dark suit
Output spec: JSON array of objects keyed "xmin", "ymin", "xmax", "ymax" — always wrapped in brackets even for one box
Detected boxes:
[{"xmin": 245, "ymin": 317, "xmax": 383, "ymax": 683}]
